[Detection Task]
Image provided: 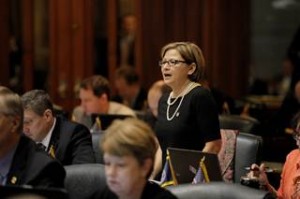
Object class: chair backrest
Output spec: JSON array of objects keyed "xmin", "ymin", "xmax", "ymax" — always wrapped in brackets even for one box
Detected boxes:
[
  {"xmin": 91, "ymin": 132, "xmax": 105, "ymax": 163},
  {"xmin": 64, "ymin": 164, "xmax": 106, "ymax": 199},
  {"xmin": 218, "ymin": 129, "xmax": 238, "ymax": 182},
  {"xmin": 168, "ymin": 182, "xmax": 275, "ymax": 199},
  {"xmin": 234, "ymin": 132, "xmax": 263, "ymax": 182},
  {"xmin": 0, "ymin": 186, "xmax": 68, "ymax": 199},
  {"xmin": 219, "ymin": 114, "xmax": 260, "ymax": 134}
]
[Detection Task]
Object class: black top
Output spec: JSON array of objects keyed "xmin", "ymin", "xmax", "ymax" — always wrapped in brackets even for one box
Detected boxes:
[
  {"xmin": 92, "ymin": 181, "xmax": 177, "ymax": 199},
  {"xmin": 155, "ymin": 86, "xmax": 221, "ymax": 164}
]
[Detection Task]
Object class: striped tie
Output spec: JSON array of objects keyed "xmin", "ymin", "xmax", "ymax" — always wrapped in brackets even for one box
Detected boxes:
[{"xmin": 37, "ymin": 143, "xmax": 46, "ymax": 151}]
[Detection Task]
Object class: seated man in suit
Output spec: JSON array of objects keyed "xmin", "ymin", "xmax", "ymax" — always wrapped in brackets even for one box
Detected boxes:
[
  {"xmin": 21, "ymin": 90, "xmax": 95, "ymax": 165},
  {"xmin": 72, "ymin": 75, "xmax": 136, "ymax": 129},
  {"xmin": 0, "ymin": 86, "xmax": 65, "ymax": 187}
]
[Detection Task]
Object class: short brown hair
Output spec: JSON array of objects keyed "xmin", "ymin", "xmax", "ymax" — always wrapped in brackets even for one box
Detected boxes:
[
  {"xmin": 80, "ymin": 75, "xmax": 111, "ymax": 99},
  {"xmin": 21, "ymin": 90, "xmax": 54, "ymax": 116},
  {"xmin": 161, "ymin": 42, "xmax": 206, "ymax": 82},
  {"xmin": 101, "ymin": 118, "xmax": 157, "ymax": 177}
]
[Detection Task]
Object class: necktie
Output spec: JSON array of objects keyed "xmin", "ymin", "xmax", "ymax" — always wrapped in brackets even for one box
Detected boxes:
[{"xmin": 36, "ymin": 143, "xmax": 46, "ymax": 151}]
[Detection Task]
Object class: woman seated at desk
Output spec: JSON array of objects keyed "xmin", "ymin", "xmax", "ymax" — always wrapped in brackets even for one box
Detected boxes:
[{"xmin": 92, "ymin": 118, "xmax": 177, "ymax": 199}]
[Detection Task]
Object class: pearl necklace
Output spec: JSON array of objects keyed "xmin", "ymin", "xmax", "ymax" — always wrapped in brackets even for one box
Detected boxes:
[{"xmin": 166, "ymin": 82, "xmax": 200, "ymax": 121}]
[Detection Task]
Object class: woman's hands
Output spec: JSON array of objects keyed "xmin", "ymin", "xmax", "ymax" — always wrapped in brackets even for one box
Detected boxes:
[
  {"xmin": 247, "ymin": 163, "xmax": 269, "ymax": 186},
  {"xmin": 247, "ymin": 163, "xmax": 277, "ymax": 196}
]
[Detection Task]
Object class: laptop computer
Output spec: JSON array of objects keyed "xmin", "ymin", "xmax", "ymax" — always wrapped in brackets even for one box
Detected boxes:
[
  {"xmin": 91, "ymin": 114, "xmax": 132, "ymax": 130},
  {"xmin": 167, "ymin": 147, "xmax": 223, "ymax": 184}
]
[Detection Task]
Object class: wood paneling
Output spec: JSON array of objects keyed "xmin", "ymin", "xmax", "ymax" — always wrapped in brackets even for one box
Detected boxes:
[
  {"xmin": 1, "ymin": 0, "xmax": 250, "ymax": 108},
  {"xmin": 22, "ymin": 0, "xmax": 34, "ymax": 92},
  {"xmin": 0, "ymin": 1, "xmax": 10, "ymax": 87},
  {"xmin": 137, "ymin": 0, "xmax": 250, "ymax": 98},
  {"xmin": 107, "ymin": 0, "xmax": 118, "ymax": 88},
  {"xmin": 49, "ymin": 0, "xmax": 94, "ymax": 111}
]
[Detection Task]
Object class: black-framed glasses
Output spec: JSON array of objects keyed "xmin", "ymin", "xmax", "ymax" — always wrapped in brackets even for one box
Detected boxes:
[{"xmin": 158, "ymin": 59, "xmax": 187, "ymax": 67}]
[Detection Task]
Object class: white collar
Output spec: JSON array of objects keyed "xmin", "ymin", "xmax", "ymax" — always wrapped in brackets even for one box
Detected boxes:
[{"xmin": 40, "ymin": 118, "xmax": 56, "ymax": 150}]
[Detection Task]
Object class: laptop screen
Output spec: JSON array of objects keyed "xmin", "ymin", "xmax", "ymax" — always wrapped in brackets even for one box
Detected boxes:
[{"xmin": 167, "ymin": 147, "xmax": 223, "ymax": 184}]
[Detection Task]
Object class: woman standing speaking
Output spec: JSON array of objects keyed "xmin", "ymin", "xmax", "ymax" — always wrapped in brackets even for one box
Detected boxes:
[{"xmin": 155, "ymin": 42, "xmax": 222, "ymax": 169}]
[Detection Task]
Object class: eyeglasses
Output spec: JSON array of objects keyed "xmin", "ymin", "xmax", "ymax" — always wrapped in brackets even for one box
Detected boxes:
[{"xmin": 158, "ymin": 59, "xmax": 187, "ymax": 67}]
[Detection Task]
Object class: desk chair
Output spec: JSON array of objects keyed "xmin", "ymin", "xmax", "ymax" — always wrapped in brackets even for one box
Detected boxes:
[
  {"xmin": 64, "ymin": 164, "xmax": 106, "ymax": 199},
  {"xmin": 219, "ymin": 114, "xmax": 260, "ymax": 134},
  {"xmin": 91, "ymin": 132, "xmax": 105, "ymax": 163},
  {"xmin": 234, "ymin": 132, "xmax": 263, "ymax": 182},
  {"xmin": 0, "ymin": 186, "xmax": 68, "ymax": 199},
  {"xmin": 168, "ymin": 182, "xmax": 275, "ymax": 199},
  {"xmin": 218, "ymin": 130, "xmax": 263, "ymax": 183}
]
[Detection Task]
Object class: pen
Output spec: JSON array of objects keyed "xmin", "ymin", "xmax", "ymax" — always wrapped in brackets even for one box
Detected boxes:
[
  {"xmin": 244, "ymin": 167, "xmax": 274, "ymax": 173},
  {"xmin": 244, "ymin": 167, "xmax": 259, "ymax": 171}
]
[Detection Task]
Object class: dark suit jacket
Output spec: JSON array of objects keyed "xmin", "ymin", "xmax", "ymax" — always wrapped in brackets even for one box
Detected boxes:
[
  {"xmin": 48, "ymin": 116, "xmax": 95, "ymax": 165},
  {"xmin": 133, "ymin": 88, "xmax": 148, "ymax": 110},
  {"xmin": 6, "ymin": 135, "xmax": 65, "ymax": 188}
]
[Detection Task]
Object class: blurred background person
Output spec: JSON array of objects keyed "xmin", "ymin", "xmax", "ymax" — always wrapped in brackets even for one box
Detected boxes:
[
  {"xmin": 92, "ymin": 118, "xmax": 177, "ymax": 199},
  {"xmin": 143, "ymin": 80, "xmax": 171, "ymax": 129},
  {"xmin": 202, "ymin": 79, "xmax": 236, "ymax": 114},
  {"xmin": 72, "ymin": 75, "xmax": 136, "ymax": 129},
  {"xmin": 113, "ymin": 66, "xmax": 147, "ymax": 111},
  {"xmin": 268, "ymin": 57, "xmax": 294, "ymax": 97},
  {"xmin": 0, "ymin": 86, "xmax": 65, "ymax": 187},
  {"xmin": 269, "ymin": 80, "xmax": 300, "ymax": 136},
  {"xmin": 287, "ymin": 25, "xmax": 300, "ymax": 92},
  {"xmin": 147, "ymin": 80, "xmax": 171, "ymax": 118},
  {"xmin": 21, "ymin": 89, "xmax": 95, "ymax": 165},
  {"xmin": 118, "ymin": 13, "xmax": 137, "ymax": 68},
  {"xmin": 8, "ymin": 36, "xmax": 22, "ymax": 93}
]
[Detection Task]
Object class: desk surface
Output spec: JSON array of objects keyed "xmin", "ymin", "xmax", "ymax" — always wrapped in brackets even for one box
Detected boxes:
[{"xmin": 245, "ymin": 95, "xmax": 284, "ymax": 109}]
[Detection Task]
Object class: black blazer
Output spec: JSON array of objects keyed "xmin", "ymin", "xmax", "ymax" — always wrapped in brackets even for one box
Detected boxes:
[
  {"xmin": 133, "ymin": 88, "xmax": 148, "ymax": 110},
  {"xmin": 48, "ymin": 116, "xmax": 96, "ymax": 165},
  {"xmin": 6, "ymin": 135, "xmax": 65, "ymax": 188}
]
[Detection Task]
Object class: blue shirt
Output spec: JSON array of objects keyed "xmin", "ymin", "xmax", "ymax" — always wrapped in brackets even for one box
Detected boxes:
[{"xmin": 0, "ymin": 146, "xmax": 17, "ymax": 185}]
